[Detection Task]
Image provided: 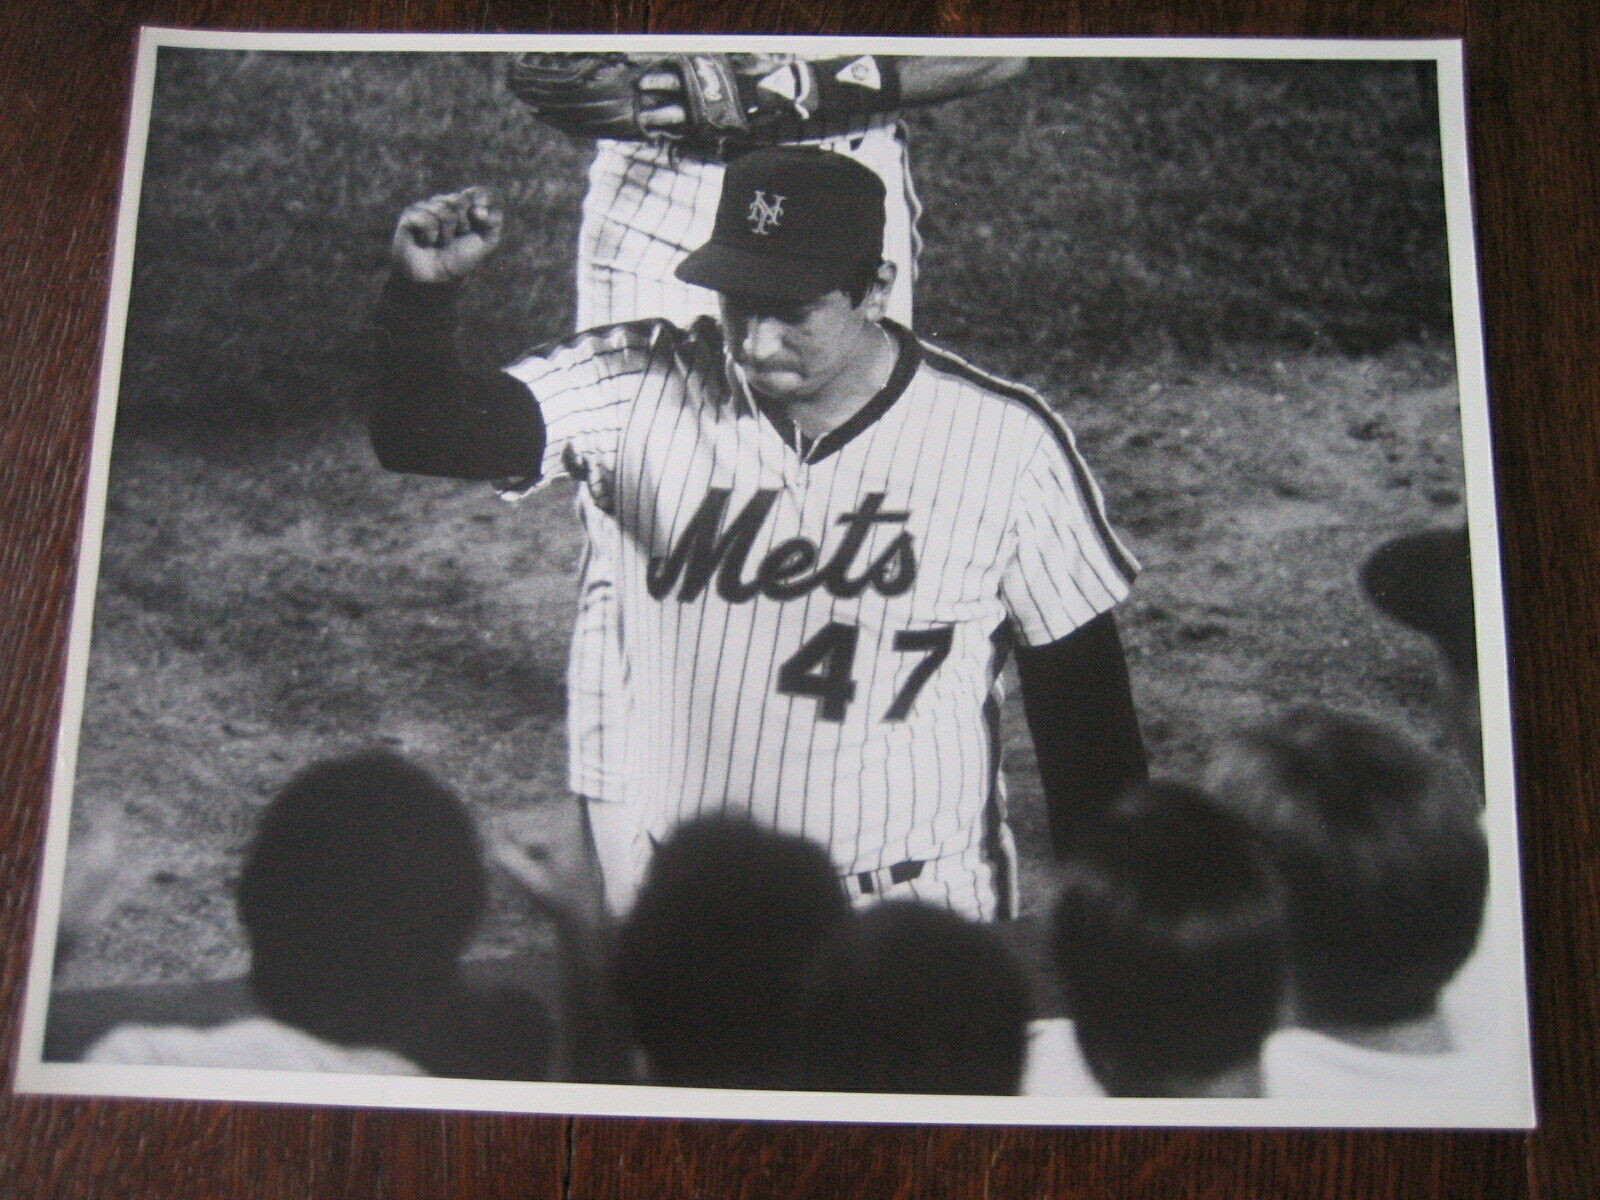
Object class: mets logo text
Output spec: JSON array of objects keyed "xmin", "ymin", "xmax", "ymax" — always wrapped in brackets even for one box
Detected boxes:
[{"xmin": 747, "ymin": 190, "xmax": 785, "ymax": 235}]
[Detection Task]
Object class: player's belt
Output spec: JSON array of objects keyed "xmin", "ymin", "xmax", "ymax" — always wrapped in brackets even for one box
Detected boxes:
[{"xmin": 852, "ymin": 859, "xmax": 924, "ymax": 895}]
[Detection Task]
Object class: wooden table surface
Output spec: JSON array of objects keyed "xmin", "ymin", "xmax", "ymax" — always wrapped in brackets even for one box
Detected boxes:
[{"xmin": 2, "ymin": 2, "xmax": 1593, "ymax": 1196}]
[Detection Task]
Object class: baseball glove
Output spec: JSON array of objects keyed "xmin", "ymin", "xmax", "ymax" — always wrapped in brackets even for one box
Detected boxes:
[{"xmin": 506, "ymin": 52, "xmax": 789, "ymax": 146}]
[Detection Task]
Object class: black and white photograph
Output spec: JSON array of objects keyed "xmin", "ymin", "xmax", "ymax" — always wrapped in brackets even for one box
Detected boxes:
[{"xmin": 15, "ymin": 30, "xmax": 1533, "ymax": 1127}]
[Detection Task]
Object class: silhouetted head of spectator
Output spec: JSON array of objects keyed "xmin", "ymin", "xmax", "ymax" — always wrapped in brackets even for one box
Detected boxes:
[
  {"xmin": 1361, "ymin": 526, "xmax": 1482, "ymax": 781},
  {"xmin": 1051, "ymin": 782, "xmax": 1287, "ymax": 1097},
  {"xmin": 786, "ymin": 900, "xmax": 1029, "ymax": 1095},
  {"xmin": 1361, "ymin": 526, "xmax": 1476, "ymax": 682},
  {"xmin": 612, "ymin": 815, "xmax": 850, "ymax": 1089},
  {"xmin": 1206, "ymin": 707, "xmax": 1487, "ymax": 1034},
  {"xmin": 238, "ymin": 749, "xmax": 485, "ymax": 1049}
]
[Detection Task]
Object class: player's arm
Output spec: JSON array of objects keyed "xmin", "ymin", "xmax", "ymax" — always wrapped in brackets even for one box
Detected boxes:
[
  {"xmin": 635, "ymin": 55, "xmax": 1028, "ymax": 132},
  {"xmin": 1015, "ymin": 613, "xmax": 1148, "ymax": 858},
  {"xmin": 762, "ymin": 54, "xmax": 1028, "ymax": 114},
  {"xmin": 1000, "ymin": 425, "xmax": 1146, "ymax": 857},
  {"xmin": 367, "ymin": 188, "xmax": 546, "ymax": 481},
  {"xmin": 895, "ymin": 56, "xmax": 1030, "ymax": 106}
]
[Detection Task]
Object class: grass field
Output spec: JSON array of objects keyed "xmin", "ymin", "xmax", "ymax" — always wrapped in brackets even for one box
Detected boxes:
[{"xmin": 56, "ymin": 50, "xmax": 1469, "ymax": 999}]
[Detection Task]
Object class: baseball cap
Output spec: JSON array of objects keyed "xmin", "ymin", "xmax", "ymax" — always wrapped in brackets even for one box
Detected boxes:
[{"xmin": 675, "ymin": 146, "xmax": 886, "ymax": 304}]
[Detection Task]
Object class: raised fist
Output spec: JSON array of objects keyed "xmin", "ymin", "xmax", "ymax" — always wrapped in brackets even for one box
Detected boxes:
[{"xmin": 391, "ymin": 186, "xmax": 504, "ymax": 284}]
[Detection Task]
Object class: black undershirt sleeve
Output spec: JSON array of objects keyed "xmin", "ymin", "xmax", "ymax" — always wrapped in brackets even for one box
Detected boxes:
[
  {"xmin": 1014, "ymin": 611, "xmax": 1148, "ymax": 858},
  {"xmin": 367, "ymin": 274, "xmax": 546, "ymax": 481}
]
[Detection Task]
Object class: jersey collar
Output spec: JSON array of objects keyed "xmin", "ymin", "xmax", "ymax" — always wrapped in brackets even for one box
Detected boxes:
[{"xmin": 743, "ymin": 319, "xmax": 921, "ymax": 466}]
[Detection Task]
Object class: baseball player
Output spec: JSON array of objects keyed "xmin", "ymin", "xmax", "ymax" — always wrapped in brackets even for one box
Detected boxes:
[
  {"xmin": 369, "ymin": 147, "xmax": 1146, "ymax": 921},
  {"xmin": 510, "ymin": 52, "xmax": 1028, "ymax": 913}
]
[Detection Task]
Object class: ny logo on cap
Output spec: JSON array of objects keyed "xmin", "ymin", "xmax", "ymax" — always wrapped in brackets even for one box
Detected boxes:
[{"xmin": 747, "ymin": 190, "xmax": 786, "ymax": 235}]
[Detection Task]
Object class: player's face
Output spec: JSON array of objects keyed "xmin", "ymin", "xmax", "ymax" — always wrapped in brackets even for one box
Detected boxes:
[{"xmin": 720, "ymin": 287, "xmax": 875, "ymax": 405}]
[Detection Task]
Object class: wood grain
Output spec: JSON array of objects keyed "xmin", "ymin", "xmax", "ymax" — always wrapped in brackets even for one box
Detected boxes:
[{"xmin": 1, "ymin": 1, "xmax": 1594, "ymax": 1196}]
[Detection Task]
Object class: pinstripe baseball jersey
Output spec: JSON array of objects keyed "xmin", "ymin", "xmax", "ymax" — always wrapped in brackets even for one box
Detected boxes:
[
  {"xmin": 568, "ymin": 69, "xmax": 920, "ymax": 803},
  {"xmin": 506, "ymin": 316, "xmax": 1136, "ymax": 878}
]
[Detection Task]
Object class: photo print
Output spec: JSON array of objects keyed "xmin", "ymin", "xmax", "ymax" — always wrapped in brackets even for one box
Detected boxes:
[{"xmin": 14, "ymin": 29, "xmax": 1533, "ymax": 1127}]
